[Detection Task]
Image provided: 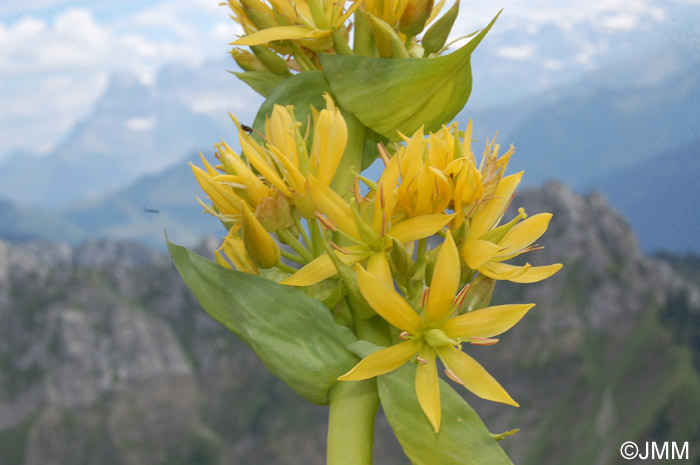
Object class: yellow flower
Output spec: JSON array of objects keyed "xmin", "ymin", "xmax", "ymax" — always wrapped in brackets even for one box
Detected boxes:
[
  {"xmin": 460, "ymin": 172, "xmax": 563, "ymax": 282},
  {"xmin": 338, "ymin": 232, "xmax": 531, "ymax": 432},
  {"xmin": 280, "ymin": 155, "xmax": 451, "ymax": 286},
  {"xmin": 229, "ymin": 0, "xmax": 360, "ymax": 51}
]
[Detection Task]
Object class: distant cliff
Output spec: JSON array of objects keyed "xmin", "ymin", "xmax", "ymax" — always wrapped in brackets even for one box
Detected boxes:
[{"xmin": 0, "ymin": 183, "xmax": 698, "ymax": 465}]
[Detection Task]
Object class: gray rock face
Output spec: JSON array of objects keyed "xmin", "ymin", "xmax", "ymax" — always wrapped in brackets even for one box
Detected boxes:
[{"xmin": 0, "ymin": 184, "xmax": 698, "ymax": 465}]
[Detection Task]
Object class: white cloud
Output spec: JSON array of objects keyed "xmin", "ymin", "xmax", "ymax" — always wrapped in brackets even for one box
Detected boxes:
[
  {"xmin": 125, "ymin": 115, "xmax": 158, "ymax": 131},
  {"xmin": 495, "ymin": 44, "xmax": 535, "ymax": 60},
  {"xmin": 601, "ymin": 13, "xmax": 638, "ymax": 31}
]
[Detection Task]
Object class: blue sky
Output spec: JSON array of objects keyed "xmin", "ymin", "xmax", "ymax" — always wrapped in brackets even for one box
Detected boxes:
[{"xmin": 1, "ymin": 0, "xmax": 698, "ymax": 161}]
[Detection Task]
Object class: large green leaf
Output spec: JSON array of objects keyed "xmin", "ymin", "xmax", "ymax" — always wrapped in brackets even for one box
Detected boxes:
[
  {"xmin": 233, "ymin": 70, "xmax": 286, "ymax": 98},
  {"xmin": 252, "ymin": 70, "xmax": 332, "ymax": 134},
  {"xmin": 320, "ymin": 12, "xmax": 500, "ymax": 140},
  {"xmin": 168, "ymin": 241, "xmax": 358, "ymax": 405},
  {"xmin": 378, "ymin": 362, "xmax": 513, "ymax": 465}
]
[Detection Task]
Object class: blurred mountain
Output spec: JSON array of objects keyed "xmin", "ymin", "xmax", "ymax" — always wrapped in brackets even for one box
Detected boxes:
[
  {"xmin": 464, "ymin": 51, "xmax": 700, "ymax": 189},
  {"xmin": 0, "ymin": 200, "xmax": 86, "ymax": 245},
  {"xmin": 593, "ymin": 139, "xmax": 700, "ymax": 254},
  {"xmin": 62, "ymin": 157, "xmax": 223, "ymax": 249},
  {"xmin": 0, "ymin": 61, "xmax": 257, "ymax": 210},
  {"xmin": 1, "ymin": 183, "xmax": 698, "ymax": 465}
]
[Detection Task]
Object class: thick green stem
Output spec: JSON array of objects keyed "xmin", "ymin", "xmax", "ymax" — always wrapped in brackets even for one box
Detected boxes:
[
  {"xmin": 327, "ymin": 315, "xmax": 390, "ymax": 465},
  {"xmin": 327, "ymin": 380, "xmax": 378, "ymax": 465}
]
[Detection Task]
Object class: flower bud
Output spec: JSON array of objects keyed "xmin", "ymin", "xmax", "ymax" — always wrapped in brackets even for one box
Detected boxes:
[
  {"xmin": 457, "ymin": 273, "xmax": 495, "ymax": 314},
  {"xmin": 364, "ymin": 12, "xmax": 409, "ymax": 58},
  {"xmin": 241, "ymin": 204, "xmax": 281, "ymax": 268},
  {"xmin": 399, "ymin": 0, "xmax": 433, "ymax": 37},
  {"xmin": 256, "ymin": 193, "xmax": 294, "ymax": 231},
  {"xmin": 389, "ymin": 237, "xmax": 416, "ymax": 278},
  {"xmin": 231, "ymin": 48, "xmax": 266, "ymax": 72},
  {"xmin": 250, "ymin": 45, "xmax": 290, "ymax": 76},
  {"xmin": 422, "ymin": 0, "xmax": 459, "ymax": 55}
]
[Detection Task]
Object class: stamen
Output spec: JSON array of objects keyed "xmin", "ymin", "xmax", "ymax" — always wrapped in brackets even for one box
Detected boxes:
[
  {"xmin": 470, "ymin": 337, "xmax": 499, "ymax": 346},
  {"xmin": 377, "ymin": 143, "xmax": 391, "ymax": 166},
  {"xmin": 315, "ymin": 212, "xmax": 337, "ymax": 232},
  {"xmin": 445, "ymin": 368, "xmax": 464, "ymax": 385},
  {"xmin": 421, "ymin": 287, "xmax": 430, "ymax": 308},
  {"xmin": 399, "ymin": 331, "xmax": 410, "ymax": 340},
  {"xmin": 354, "ymin": 176, "xmax": 363, "ymax": 204},
  {"xmin": 453, "ymin": 283, "xmax": 470, "ymax": 308},
  {"xmin": 380, "ymin": 211, "xmax": 387, "ymax": 238},
  {"xmin": 416, "ymin": 356, "xmax": 428, "ymax": 365},
  {"xmin": 330, "ymin": 242, "xmax": 351, "ymax": 255}
]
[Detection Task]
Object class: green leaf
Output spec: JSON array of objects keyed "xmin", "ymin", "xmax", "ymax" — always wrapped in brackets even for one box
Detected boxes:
[
  {"xmin": 168, "ymin": 241, "xmax": 358, "ymax": 405},
  {"xmin": 378, "ymin": 362, "xmax": 513, "ymax": 465},
  {"xmin": 252, "ymin": 70, "xmax": 332, "ymax": 134},
  {"xmin": 233, "ymin": 70, "xmax": 287, "ymax": 98},
  {"xmin": 320, "ymin": 11, "xmax": 500, "ymax": 140}
]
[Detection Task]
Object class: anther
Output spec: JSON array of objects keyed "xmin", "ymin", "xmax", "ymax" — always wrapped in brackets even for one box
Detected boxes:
[
  {"xmin": 445, "ymin": 368, "xmax": 464, "ymax": 385},
  {"xmin": 470, "ymin": 337, "xmax": 499, "ymax": 346},
  {"xmin": 330, "ymin": 242, "xmax": 351, "ymax": 255},
  {"xmin": 315, "ymin": 212, "xmax": 337, "ymax": 232}
]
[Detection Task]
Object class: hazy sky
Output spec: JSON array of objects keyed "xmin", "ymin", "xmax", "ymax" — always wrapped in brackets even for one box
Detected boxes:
[{"xmin": 1, "ymin": 0, "xmax": 697, "ymax": 159}]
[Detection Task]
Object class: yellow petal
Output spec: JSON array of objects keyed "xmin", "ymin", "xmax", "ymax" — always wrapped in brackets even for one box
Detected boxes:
[
  {"xmin": 280, "ymin": 246, "xmax": 367, "ymax": 286},
  {"xmin": 312, "ymin": 94, "xmax": 348, "ymax": 185},
  {"xmin": 308, "ymin": 176, "xmax": 362, "ymax": 242},
  {"xmin": 233, "ymin": 26, "xmax": 312, "ymax": 46},
  {"xmin": 190, "ymin": 163, "xmax": 243, "ymax": 215},
  {"xmin": 438, "ymin": 346, "xmax": 518, "ymax": 406},
  {"xmin": 461, "ymin": 239, "xmax": 501, "ymax": 269},
  {"xmin": 507, "ymin": 263, "xmax": 563, "ymax": 283},
  {"xmin": 241, "ymin": 204, "xmax": 281, "ymax": 268},
  {"xmin": 357, "ymin": 265, "xmax": 422, "ymax": 333},
  {"xmin": 239, "ymin": 134, "xmax": 291, "ymax": 197},
  {"xmin": 388, "ymin": 214, "xmax": 450, "ymax": 243},
  {"xmin": 468, "ymin": 172, "xmax": 522, "ymax": 240},
  {"xmin": 426, "ymin": 231, "xmax": 460, "ymax": 324},
  {"xmin": 442, "ymin": 304, "xmax": 534, "ymax": 339},
  {"xmin": 499, "ymin": 213, "xmax": 552, "ymax": 256},
  {"xmin": 415, "ymin": 346, "xmax": 441, "ymax": 433},
  {"xmin": 478, "ymin": 261, "xmax": 532, "ymax": 281},
  {"xmin": 338, "ymin": 340, "xmax": 418, "ymax": 380},
  {"xmin": 367, "ymin": 251, "xmax": 393, "ymax": 287}
]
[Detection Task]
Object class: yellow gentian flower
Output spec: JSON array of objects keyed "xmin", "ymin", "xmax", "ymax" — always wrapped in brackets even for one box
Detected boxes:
[
  {"xmin": 229, "ymin": 0, "xmax": 360, "ymax": 51},
  {"xmin": 338, "ymin": 232, "xmax": 531, "ymax": 432},
  {"xmin": 460, "ymin": 173, "xmax": 562, "ymax": 282},
  {"xmin": 281, "ymin": 155, "xmax": 452, "ymax": 287}
]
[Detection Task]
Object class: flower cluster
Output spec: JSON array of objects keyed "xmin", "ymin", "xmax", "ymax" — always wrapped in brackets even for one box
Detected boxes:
[
  {"xmin": 228, "ymin": 0, "xmax": 461, "ymax": 74},
  {"xmin": 192, "ymin": 102, "xmax": 561, "ymax": 432}
]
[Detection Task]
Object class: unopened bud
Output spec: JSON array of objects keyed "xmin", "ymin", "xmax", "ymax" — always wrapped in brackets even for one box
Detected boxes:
[
  {"xmin": 457, "ymin": 273, "xmax": 496, "ymax": 314},
  {"xmin": 364, "ymin": 12, "xmax": 410, "ymax": 58},
  {"xmin": 400, "ymin": 0, "xmax": 434, "ymax": 37},
  {"xmin": 390, "ymin": 237, "xmax": 416, "ymax": 278},
  {"xmin": 256, "ymin": 193, "xmax": 293, "ymax": 231},
  {"xmin": 241, "ymin": 204, "xmax": 281, "ymax": 268},
  {"xmin": 422, "ymin": 0, "xmax": 459, "ymax": 55},
  {"xmin": 250, "ymin": 45, "xmax": 290, "ymax": 76},
  {"xmin": 231, "ymin": 48, "xmax": 266, "ymax": 72}
]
